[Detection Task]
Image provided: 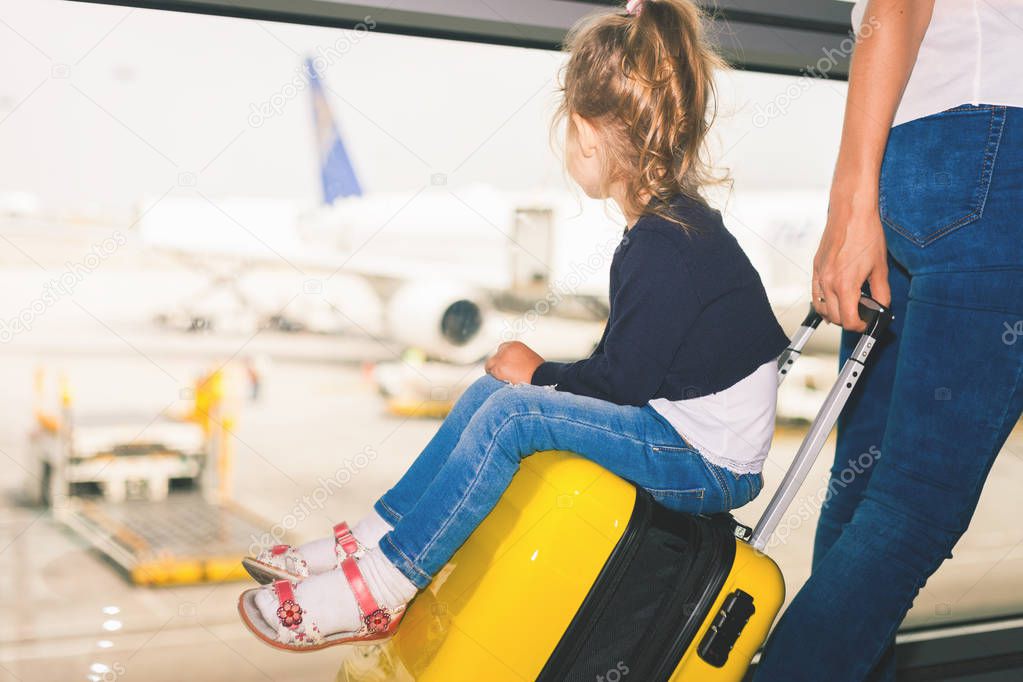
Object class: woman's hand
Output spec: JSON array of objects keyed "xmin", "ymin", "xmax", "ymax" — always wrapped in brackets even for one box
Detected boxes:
[
  {"xmin": 811, "ymin": 0, "xmax": 934, "ymax": 331},
  {"xmin": 812, "ymin": 199, "xmax": 891, "ymax": 332},
  {"xmin": 485, "ymin": 341, "xmax": 544, "ymax": 384}
]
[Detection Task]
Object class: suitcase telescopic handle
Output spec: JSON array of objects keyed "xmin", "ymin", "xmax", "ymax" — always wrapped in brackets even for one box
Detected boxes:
[{"xmin": 752, "ymin": 294, "xmax": 893, "ymax": 552}]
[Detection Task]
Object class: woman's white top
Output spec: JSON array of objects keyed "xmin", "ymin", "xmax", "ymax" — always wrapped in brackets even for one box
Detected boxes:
[
  {"xmin": 649, "ymin": 360, "xmax": 777, "ymax": 475},
  {"xmin": 852, "ymin": 0, "xmax": 1023, "ymax": 126}
]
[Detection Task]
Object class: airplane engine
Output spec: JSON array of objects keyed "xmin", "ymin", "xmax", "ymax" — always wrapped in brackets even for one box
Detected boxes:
[{"xmin": 386, "ymin": 281, "xmax": 495, "ymax": 365}]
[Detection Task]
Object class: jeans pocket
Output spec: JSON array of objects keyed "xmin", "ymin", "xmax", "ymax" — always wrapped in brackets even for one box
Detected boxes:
[{"xmin": 880, "ymin": 105, "xmax": 1006, "ymax": 247}]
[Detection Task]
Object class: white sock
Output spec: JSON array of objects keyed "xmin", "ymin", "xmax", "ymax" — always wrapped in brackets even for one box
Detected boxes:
[
  {"xmin": 351, "ymin": 509, "xmax": 394, "ymax": 547},
  {"xmin": 255, "ymin": 546, "xmax": 417, "ymax": 636},
  {"xmin": 291, "ymin": 510, "xmax": 394, "ymax": 573}
]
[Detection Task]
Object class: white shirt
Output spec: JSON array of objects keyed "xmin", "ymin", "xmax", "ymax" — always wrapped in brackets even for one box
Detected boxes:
[
  {"xmin": 852, "ymin": 0, "xmax": 1023, "ymax": 126},
  {"xmin": 649, "ymin": 361, "xmax": 777, "ymax": 475}
]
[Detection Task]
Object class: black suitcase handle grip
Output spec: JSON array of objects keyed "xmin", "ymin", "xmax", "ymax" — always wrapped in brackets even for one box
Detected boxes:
[
  {"xmin": 799, "ymin": 294, "xmax": 892, "ymax": 339},
  {"xmin": 857, "ymin": 295, "xmax": 893, "ymax": 339}
]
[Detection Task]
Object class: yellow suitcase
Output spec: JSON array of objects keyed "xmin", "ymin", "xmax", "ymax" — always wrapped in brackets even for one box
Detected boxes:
[{"xmin": 338, "ymin": 297, "xmax": 891, "ymax": 682}]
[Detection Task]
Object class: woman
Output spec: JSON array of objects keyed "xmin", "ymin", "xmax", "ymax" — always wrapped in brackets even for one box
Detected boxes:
[{"xmin": 755, "ymin": 1, "xmax": 1023, "ymax": 680}]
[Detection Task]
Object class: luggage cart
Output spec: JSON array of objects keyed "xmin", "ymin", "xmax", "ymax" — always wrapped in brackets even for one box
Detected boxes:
[{"xmin": 29, "ymin": 368, "xmax": 282, "ymax": 586}]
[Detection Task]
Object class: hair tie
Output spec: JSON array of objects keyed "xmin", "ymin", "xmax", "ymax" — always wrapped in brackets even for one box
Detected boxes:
[{"xmin": 625, "ymin": 0, "xmax": 644, "ymax": 16}]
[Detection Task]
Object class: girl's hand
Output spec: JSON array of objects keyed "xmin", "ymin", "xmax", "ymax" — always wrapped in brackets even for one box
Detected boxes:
[
  {"xmin": 485, "ymin": 341, "xmax": 544, "ymax": 384},
  {"xmin": 812, "ymin": 199, "xmax": 890, "ymax": 332}
]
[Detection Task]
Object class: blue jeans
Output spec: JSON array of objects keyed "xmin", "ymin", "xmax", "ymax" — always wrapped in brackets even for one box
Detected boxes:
[
  {"xmin": 375, "ymin": 374, "xmax": 763, "ymax": 588},
  {"xmin": 756, "ymin": 105, "xmax": 1023, "ymax": 681}
]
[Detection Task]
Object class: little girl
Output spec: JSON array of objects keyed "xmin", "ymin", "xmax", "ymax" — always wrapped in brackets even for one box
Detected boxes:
[{"xmin": 239, "ymin": 0, "xmax": 789, "ymax": 650}]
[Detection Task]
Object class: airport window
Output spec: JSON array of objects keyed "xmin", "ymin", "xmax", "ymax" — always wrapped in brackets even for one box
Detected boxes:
[{"xmin": 1, "ymin": 1, "xmax": 1021, "ymax": 679}]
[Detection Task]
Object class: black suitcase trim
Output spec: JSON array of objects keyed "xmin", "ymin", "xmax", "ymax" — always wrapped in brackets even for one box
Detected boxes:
[
  {"xmin": 538, "ymin": 487, "xmax": 738, "ymax": 682},
  {"xmin": 628, "ymin": 510, "xmax": 737, "ymax": 681},
  {"xmin": 536, "ymin": 485, "xmax": 655, "ymax": 682},
  {"xmin": 640, "ymin": 514, "xmax": 737, "ymax": 679}
]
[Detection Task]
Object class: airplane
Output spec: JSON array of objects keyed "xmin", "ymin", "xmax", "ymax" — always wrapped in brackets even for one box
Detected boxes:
[
  {"xmin": 140, "ymin": 57, "xmax": 836, "ymax": 370},
  {"xmin": 141, "ymin": 58, "xmax": 621, "ymax": 363}
]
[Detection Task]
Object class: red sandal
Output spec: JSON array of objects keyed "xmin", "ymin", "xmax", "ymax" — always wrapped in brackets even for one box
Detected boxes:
[
  {"xmin": 242, "ymin": 522, "xmax": 367, "ymax": 584},
  {"xmin": 238, "ymin": 555, "xmax": 405, "ymax": 651}
]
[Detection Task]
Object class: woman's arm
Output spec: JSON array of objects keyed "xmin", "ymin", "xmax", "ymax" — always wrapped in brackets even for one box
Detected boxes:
[{"xmin": 814, "ymin": 0, "xmax": 934, "ymax": 331}]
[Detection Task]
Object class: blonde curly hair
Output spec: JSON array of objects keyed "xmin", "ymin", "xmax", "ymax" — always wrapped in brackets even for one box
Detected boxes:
[{"xmin": 555, "ymin": 0, "xmax": 726, "ymax": 225}]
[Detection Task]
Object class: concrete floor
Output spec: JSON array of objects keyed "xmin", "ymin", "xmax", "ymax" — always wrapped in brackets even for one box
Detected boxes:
[
  {"xmin": 1, "ymin": 225, "xmax": 1021, "ymax": 681},
  {"xmin": 2, "ymin": 337, "xmax": 1021, "ymax": 682}
]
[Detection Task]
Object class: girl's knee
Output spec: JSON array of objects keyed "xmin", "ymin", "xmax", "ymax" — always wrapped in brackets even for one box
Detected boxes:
[
  {"xmin": 475, "ymin": 373, "xmax": 506, "ymax": 389},
  {"xmin": 466, "ymin": 374, "xmax": 506, "ymax": 398},
  {"xmin": 478, "ymin": 382, "xmax": 545, "ymax": 417},
  {"xmin": 471, "ymin": 388, "xmax": 547, "ymax": 452},
  {"xmin": 457, "ymin": 374, "xmax": 507, "ymax": 409}
]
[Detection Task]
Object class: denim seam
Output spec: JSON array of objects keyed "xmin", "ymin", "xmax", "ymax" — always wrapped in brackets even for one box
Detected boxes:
[
  {"xmin": 909, "ymin": 294, "xmax": 1023, "ymax": 316},
  {"xmin": 912, "ymin": 265, "xmax": 1023, "ymax": 275},
  {"xmin": 649, "ymin": 444, "xmax": 701, "ymax": 455},
  {"xmin": 978, "ymin": 105, "xmax": 1007, "ymax": 215},
  {"xmin": 720, "ymin": 465, "xmax": 732, "ymax": 509},
  {"xmin": 376, "ymin": 498, "xmax": 403, "ymax": 524},
  {"xmin": 883, "ymin": 206, "xmax": 982, "ymax": 247},
  {"xmin": 499, "ymin": 411, "xmax": 667, "ymax": 449},
  {"xmin": 382, "ymin": 534, "xmax": 432, "ymax": 584},
  {"xmin": 881, "ymin": 106, "xmax": 1006, "ymax": 246},
  {"xmin": 644, "ymin": 486, "xmax": 705, "ymax": 498},
  {"xmin": 705, "ymin": 458, "xmax": 731, "ymax": 509}
]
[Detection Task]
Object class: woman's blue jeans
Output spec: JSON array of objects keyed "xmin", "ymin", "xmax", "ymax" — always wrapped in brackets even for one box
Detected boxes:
[
  {"xmin": 756, "ymin": 105, "xmax": 1023, "ymax": 681},
  {"xmin": 374, "ymin": 375, "xmax": 762, "ymax": 588}
]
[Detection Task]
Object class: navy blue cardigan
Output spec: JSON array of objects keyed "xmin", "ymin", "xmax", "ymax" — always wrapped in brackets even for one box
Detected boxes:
[{"xmin": 530, "ymin": 195, "xmax": 789, "ymax": 407}]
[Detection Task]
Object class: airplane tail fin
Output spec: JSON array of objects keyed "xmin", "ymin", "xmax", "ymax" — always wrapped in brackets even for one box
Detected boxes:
[{"xmin": 306, "ymin": 57, "xmax": 363, "ymax": 203}]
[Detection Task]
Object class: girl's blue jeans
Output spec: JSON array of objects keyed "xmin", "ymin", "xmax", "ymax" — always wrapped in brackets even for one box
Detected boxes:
[
  {"xmin": 375, "ymin": 375, "xmax": 763, "ymax": 588},
  {"xmin": 755, "ymin": 105, "xmax": 1023, "ymax": 681}
]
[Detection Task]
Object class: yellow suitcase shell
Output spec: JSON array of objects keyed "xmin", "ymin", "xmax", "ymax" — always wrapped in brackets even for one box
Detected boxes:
[{"xmin": 336, "ymin": 451, "xmax": 785, "ymax": 682}]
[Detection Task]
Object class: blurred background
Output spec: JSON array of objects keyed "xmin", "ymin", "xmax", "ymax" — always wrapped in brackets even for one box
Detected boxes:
[{"xmin": 0, "ymin": 1, "xmax": 1020, "ymax": 680}]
